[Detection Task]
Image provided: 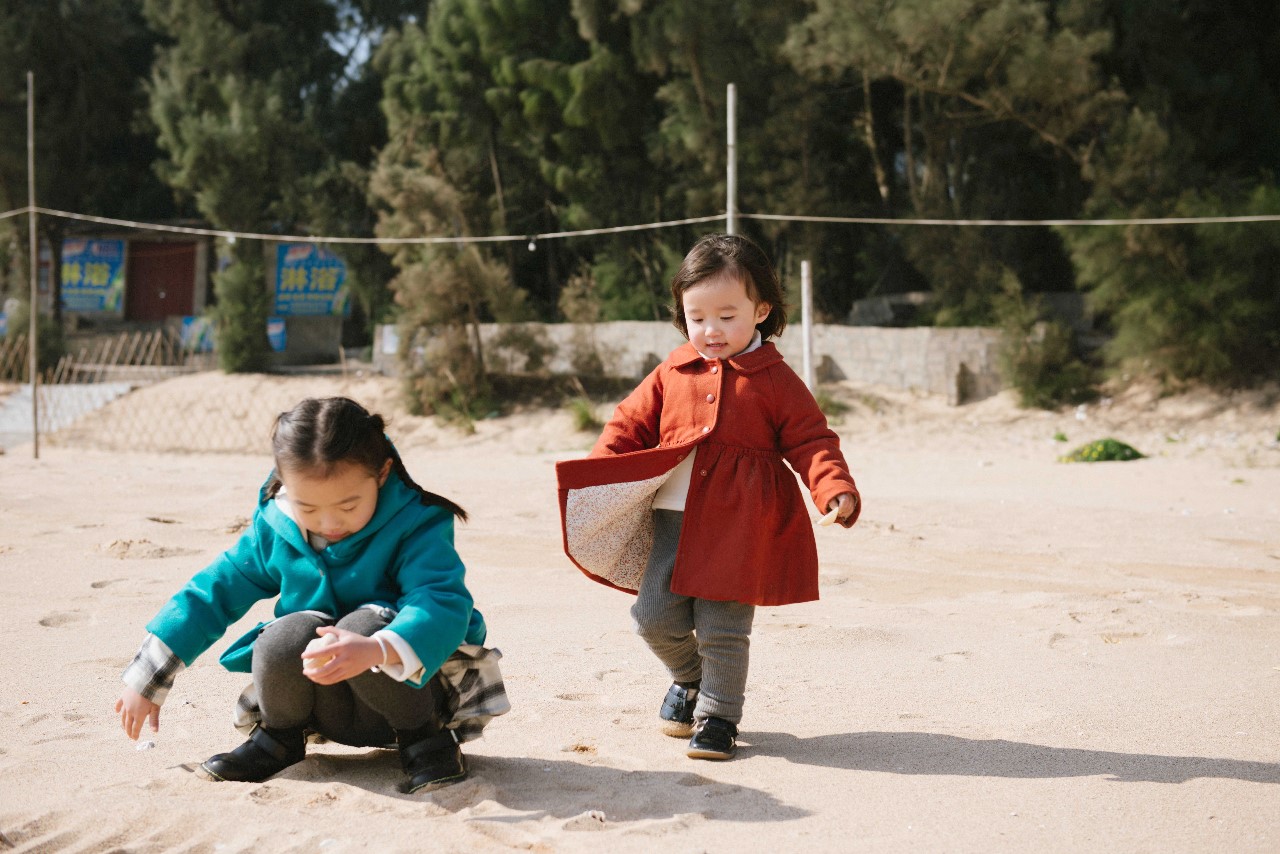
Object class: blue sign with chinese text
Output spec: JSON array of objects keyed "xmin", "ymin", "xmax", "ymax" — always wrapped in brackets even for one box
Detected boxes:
[
  {"xmin": 274, "ymin": 243, "xmax": 350, "ymax": 316},
  {"xmin": 62, "ymin": 239, "xmax": 125, "ymax": 312}
]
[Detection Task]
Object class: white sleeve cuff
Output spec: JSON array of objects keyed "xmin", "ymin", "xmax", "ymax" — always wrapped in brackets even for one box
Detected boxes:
[{"xmin": 371, "ymin": 630, "xmax": 425, "ymax": 683}]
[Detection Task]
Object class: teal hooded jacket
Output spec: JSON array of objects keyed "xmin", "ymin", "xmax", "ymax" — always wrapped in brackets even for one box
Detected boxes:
[{"xmin": 146, "ymin": 468, "xmax": 486, "ymax": 689}]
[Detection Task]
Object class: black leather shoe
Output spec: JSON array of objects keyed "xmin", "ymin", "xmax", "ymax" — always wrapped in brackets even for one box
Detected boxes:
[
  {"xmin": 398, "ymin": 729, "xmax": 467, "ymax": 794},
  {"xmin": 687, "ymin": 716, "xmax": 737, "ymax": 760},
  {"xmin": 200, "ymin": 726, "xmax": 305, "ymax": 782},
  {"xmin": 659, "ymin": 682, "xmax": 699, "ymax": 737}
]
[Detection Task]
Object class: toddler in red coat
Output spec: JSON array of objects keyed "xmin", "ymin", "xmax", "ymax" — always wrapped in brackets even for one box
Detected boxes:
[{"xmin": 556, "ymin": 233, "xmax": 861, "ymax": 759}]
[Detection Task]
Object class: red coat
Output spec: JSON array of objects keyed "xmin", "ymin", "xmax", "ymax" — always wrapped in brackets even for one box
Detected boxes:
[{"xmin": 556, "ymin": 341, "xmax": 860, "ymax": 606}]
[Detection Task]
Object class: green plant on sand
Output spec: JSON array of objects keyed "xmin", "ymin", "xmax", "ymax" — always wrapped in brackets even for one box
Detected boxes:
[{"xmin": 1058, "ymin": 438, "xmax": 1145, "ymax": 463}]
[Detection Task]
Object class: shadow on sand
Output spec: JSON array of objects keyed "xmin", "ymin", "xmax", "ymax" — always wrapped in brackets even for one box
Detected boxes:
[
  {"xmin": 277, "ymin": 750, "xmax": 810, "ymax": 822},
  {"xmin": 748, "ymin": 730, "xmax": 1280, "ymax": 784}
]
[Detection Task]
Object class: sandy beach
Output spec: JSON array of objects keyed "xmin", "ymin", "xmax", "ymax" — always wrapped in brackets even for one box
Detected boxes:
[{"xmin": 1, "ymin": 375, "xmax": 1278, "ymax": 852}]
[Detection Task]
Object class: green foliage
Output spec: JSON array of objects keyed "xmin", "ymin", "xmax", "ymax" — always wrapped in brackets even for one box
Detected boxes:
[
  {"xmin": 1065, "ymin": 183, "xmax": 1280, "ymax": 385},
  {"xmin": 566, "ymin": 396, "xmax": 602, "ymax": 433},
  {"xmin": 371, "ymin": 146, "xmax": 530, "ymax": 418},
  {"xmin": 2, "ymin": 300, "xmax": 64, "ymax": 371},
  {"xmin": 5, "ymin": 0, "xmax": 1280, "ymax": 394},
  {"xmin": 1053, "ymin": 431, "xmax": 1068, "ymax": 443},
  {"xmin": 210, "ymin": 242, "xmax": 270, "ymax": 373},
  {"xmin": 591, "ymin": 252, "xmax": 664, "ymax": 321},
  {"xmin": 301, "ymin": 161, "xmax": 398, "ymax": 346},
  {"xmin": 814, "ymin": 388, "xmax": 850, "ymax": 425},
  {"xmin": 995, "ymin": 275, "xmax": 1096, "ymax": 409},
  {"xmin": 490, "ymin": 323, "xmax": 557, "ymax": 375},
  {"xmin": 143, "ymin": 0, "xmax": 341, "ymax": 228},
  {"xmin": 1058, "ymin": 439, "xmax": 1144, "ymax": 463},
  {"xmin": 0, "ymin": 0, "xmax": 177, "ymax": 320},
  {"xmin": 557, "ymin": 265, "xmax": 607, "ymax": 375},
  {"xmin": 785, "ymin": 0, "xmax": 1122, "ymax": 322}
]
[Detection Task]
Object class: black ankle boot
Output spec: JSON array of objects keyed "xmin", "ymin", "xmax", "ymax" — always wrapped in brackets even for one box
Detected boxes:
[
  {"xmin": 659, "ymin": 682, "xmax": 700, "ymax": 737},
  {"xmin": 396, "ymin": 727, "xmax": 467, "ymax": 794},
  {"xmin": 687, "ymin": 716, "xmax": 738, "ymax": 760},
  {"xmin": 200, "ymin": 726, "xmax": 306, "ymax": 783}
]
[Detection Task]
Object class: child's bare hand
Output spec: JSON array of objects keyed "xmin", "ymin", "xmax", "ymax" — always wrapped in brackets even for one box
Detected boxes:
[
  {"xmin": 301, "ymin": 626, "xmax": 387, "ymax": 685},
  {"xmin": 828, "ymin": 492, "xmax": 859, "ymax": 522},
  {"xmin": 116, "ymin": 687, "xmax": 160, "ymax": 740}
]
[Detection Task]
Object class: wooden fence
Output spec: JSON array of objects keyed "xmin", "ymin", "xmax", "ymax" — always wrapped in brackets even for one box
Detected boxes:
[{"xmin": 0, "ymin": 329, "xmax": 213, "ymax": 384}]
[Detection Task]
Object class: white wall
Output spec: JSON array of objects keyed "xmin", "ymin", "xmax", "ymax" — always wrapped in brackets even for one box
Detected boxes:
[{"xmin": 375, "ymin": 321, "xmax": 1004, "ymax": 404}]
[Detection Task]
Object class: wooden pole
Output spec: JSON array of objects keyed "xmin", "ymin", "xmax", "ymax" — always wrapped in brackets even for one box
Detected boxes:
[
  {"xmin": 726, "ymin": 83, "xmax": 737, "ymax": 236},
  {"xmin": 27, "ymin": 71, "xmax": 39, "ymax": 458},
  {"xmin": 801, "ymin": 259, "xmax": 814, "ymax": 390}
]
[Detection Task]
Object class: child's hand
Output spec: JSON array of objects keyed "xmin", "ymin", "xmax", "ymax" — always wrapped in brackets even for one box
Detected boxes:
[
  {"xmin": 302, "ymin": 626, "xmax": 390, "ymax": 685},
  {"xmin": 828, "ymin": 492, "xmax": 859, "ymax": 522},
  {"xmin": 115, "ymin": 687, "xmax": 160, "ymax": 741}
]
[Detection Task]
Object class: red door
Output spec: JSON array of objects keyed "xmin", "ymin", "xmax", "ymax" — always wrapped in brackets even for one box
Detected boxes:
[{"xmin": 125, "ymin": 241, "xmax": 196, "ymax": 321}]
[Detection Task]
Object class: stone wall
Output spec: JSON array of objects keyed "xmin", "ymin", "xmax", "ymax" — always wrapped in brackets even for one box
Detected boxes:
[{"xmin": 374, "ymin": 321, "xmax": 1004, "ymax": 404}]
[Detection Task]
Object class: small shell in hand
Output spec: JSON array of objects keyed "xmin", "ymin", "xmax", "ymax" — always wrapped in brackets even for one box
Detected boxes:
[
  {"xmin": 816, "ymin": 506, "xmax": 840, "ymax": 527},
  {"xmin": 304, "ymin": 632, "xmax": 339, "ymax": 667}
]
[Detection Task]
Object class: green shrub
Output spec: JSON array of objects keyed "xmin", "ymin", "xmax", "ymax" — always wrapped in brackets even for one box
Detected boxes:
[
  {"xmin": 567, "ymin": 397, "xmax": 602, "ymax": 433},
  {"xmin": 210, "ymin": 245, "xmax": 270, "ymax": 373},
  {"xmin": 1063, "ymin": 183, "xmax": 1280, "ymax": 386},
  {"xmin": 1058, "ymin": 438, "xmax": 1145, "ymax": 463},
  {"xmin": 3, "ymin": 301, "xmax": 65, "ymax": 372},
  {"xmin": 814, "ymin": 389, "xmax": 850, "ymax": 425},
  {"xmin": 996, "ymin": 275, "xmax": 1096, "ymax": 409},
  {"xmin": 490, "ymin": 324, "xmax": 556, "ymax": 374}
]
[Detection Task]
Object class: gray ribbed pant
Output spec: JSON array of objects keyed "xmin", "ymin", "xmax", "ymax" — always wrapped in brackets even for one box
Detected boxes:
[
  {"xmin": 252, "ymin": 607, "xmax": 447, "ymax": 746},
  {"xmin": 630, "ymin": 510, "xmax": 755, "ymax": 725}
]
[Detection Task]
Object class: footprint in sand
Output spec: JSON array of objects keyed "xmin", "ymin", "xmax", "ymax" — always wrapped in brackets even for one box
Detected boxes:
[
  {"xmin": 90, "ymin": 578, "xmax": 126, "ymax": 589},
  {"xmin": 223, "ymin": 516, "xmax": 251, "ymax": 535},
  {"xmin": 675, "ymin": 773, "xmax": 712, "ymax": 788},
  {"xmin": 0, "ymin": 807, "xmax": 219, "ymax": 852},
  {"xmin": 1049, "ymin": 632, "xmax": 1086, "ymax": 650},
  {"xmin": 98, "ymin": 539, "xmax": 197, "ymax": 560},
  {"xmin": 39, "ymin": 611, "xmax": 87, "ymax": 628},
  {"xmin": 932, "ymin": 651, "xmax": 971, "ymax": 663},
  {"xmin": 34, "ymin": 732, "xmax": 88, "ymax": 746},
  {"xmin": 1100, "ymin": 632, "xmax": 1146, "ymax": 644},
  {"xmin": 247, "ymin": 784, "xmax": 288, "ymax": 804}
]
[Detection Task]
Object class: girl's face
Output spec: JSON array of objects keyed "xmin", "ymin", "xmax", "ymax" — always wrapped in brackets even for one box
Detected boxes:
[
  {"xmin": 280, "ymin": 459, "xmax": 390, "ymax": 542},
  {"xmin": 681, "ymin": 272, "xmax": 771, "ymax": 359}
]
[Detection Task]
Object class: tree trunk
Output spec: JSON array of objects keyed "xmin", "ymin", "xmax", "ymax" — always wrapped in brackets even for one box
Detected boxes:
[{"xmin": 862, "ymin": 71, "xmax": 890, "ymax": 205}]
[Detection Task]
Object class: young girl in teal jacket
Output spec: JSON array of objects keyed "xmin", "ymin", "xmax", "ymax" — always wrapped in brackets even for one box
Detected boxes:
[{"xmin": 114, "ymin": 397, "xmax": 507, "ymax": 793}]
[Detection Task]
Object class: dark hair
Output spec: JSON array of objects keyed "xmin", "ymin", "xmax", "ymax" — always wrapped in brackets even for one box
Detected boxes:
[
  {"xmin": 264, "ymin": 396, "xmax": 467, "ymax": 521},
  {"xmin": 670, "ymin": 233, "xmax": 788, "ymax": 340}
]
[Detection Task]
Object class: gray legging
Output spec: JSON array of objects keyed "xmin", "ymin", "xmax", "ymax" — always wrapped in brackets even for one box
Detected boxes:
[
  {"xmin": 252, "ymin": 607, "xmax": 447, "ymax": 746},
  {"xmin": 630, "ymin": 510, "xmax": 755, "ymax": 725}
]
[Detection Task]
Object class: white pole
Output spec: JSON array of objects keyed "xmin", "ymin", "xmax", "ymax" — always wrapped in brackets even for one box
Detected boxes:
[
  {"xmin": 801, "ymin": 259, "xmax": 814, "ymax": 390},
  {"xmin": 27, "ymin": 70, "xmax": 39, "ymax": 459},
  {"xmin": 726, "ymin": 83, "xmax": 737, "ymax": 235}
]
